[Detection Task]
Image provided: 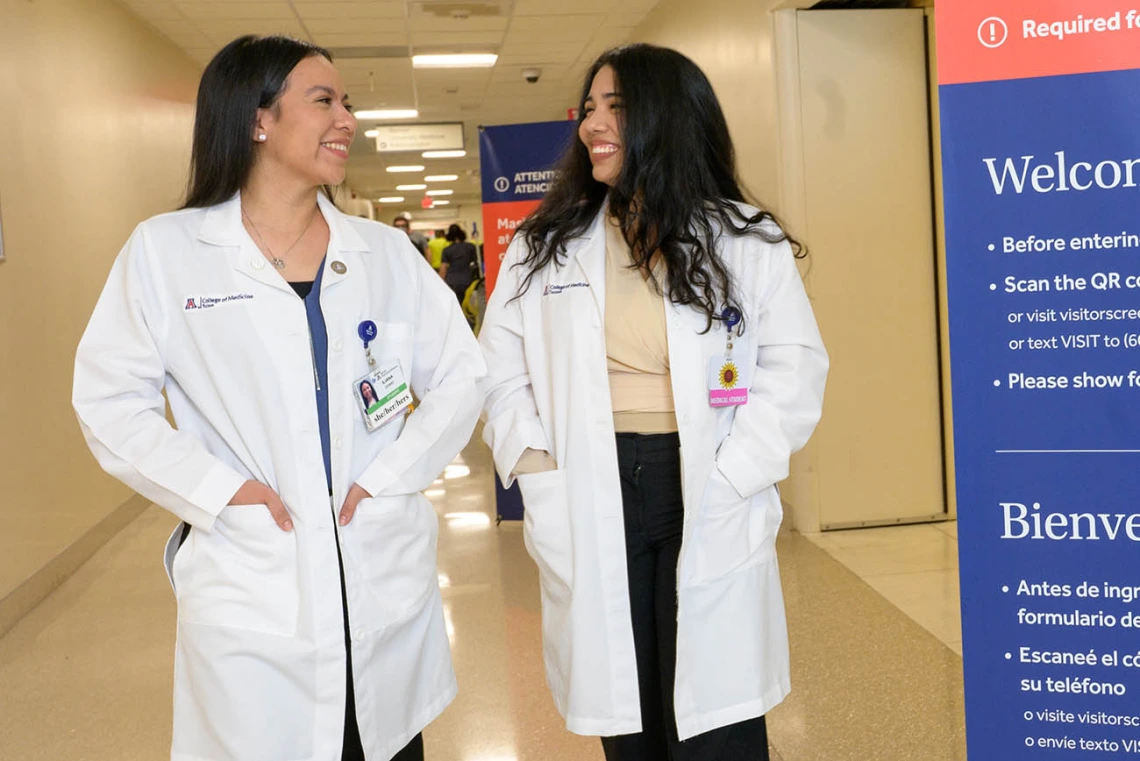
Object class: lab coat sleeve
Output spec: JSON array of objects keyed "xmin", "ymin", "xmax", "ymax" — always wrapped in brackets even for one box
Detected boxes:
[
  {"xmin": 477, "ymin": 239, "xmax": 552, "ymax": 488},
  {"xmin": 355, "ymin": 253, "xmax": 487, "ymax": 497},
  {"xmin": 715, "ymin": 239, "xmax": 829, "ymax": 499},
  {"xmin": 73, "ymin": 224, "xmax": 249, "ymax": 531}
]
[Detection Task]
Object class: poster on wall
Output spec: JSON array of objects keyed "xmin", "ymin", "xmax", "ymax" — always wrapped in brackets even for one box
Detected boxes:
[
  {"xmin": 478, "ymin": 120, "xmax": 575, "ymax": 298},
  {"xmin": 937, "ymin": 1, "xmax": 1140, "ymax": 758},
  {"xmin": 478, "ymin": 120, "xmax": 574, "ymax": 520}
]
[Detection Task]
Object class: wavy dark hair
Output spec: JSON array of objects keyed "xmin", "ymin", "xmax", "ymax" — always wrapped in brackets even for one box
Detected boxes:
[
  {"xmin": 182, "ymin": 36, "xmax": 333, "ymax": 209},
  {"xmin": 514, "ymin": 44, "xmax": 802, "ymax": 332},
  {"xmin": 445, "ymin": 223, "xmax": 467, "ymax": 243}
]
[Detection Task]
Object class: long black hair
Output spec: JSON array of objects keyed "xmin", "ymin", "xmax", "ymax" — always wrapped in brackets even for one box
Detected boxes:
[
  {"xmin": 515, "ymin": 44, "xmax": 802, "ymax": 331},
  {"xmin": 182, "ymin": 36, "xmax": 332, "ymax": 209}
]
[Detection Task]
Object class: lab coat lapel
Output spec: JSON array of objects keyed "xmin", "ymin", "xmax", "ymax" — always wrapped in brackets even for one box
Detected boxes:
[
  {"xmin": 571, "ymin": 210, "xmax": 608, "ymax": 320},
  {"xmin": 318, "ymin": 193, "xmax": 370, "ymax": 296},
  {"xmin": 199, "ymin": 193, "xmax": 293, "ymax": 294}
]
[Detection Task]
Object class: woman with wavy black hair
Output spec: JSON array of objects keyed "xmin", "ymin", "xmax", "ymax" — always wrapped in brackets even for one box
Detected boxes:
[
  {"xmin": 480, "ymin": 44, "xmax": 828, "ymax": 760},
  {"xmin": 74, "ymin": 35, "xmax": 484, "ymax": 761}
]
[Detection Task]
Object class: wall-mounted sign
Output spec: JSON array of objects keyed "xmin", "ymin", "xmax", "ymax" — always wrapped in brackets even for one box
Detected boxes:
[{"xmin": 373, "ymin": 123, "xmax": 464, "ymax": 153}]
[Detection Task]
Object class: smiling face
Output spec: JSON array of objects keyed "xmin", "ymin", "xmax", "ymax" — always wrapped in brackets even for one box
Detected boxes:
[
  {"xmin": 361, "ymin": 382, "xmax": 375, "ymax": 403},
  {"xmin": 579, "ymin": 65, "xmax": 623, "ymax": 187},
  {"xmin": 255, "ymin": 55, "xmax": 356, "ymax": 188}
]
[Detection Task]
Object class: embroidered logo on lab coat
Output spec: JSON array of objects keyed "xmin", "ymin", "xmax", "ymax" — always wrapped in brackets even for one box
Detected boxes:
[
  {"xmin": 183, "ymin": 293, "xmax": 254, "ymax": 311},
  {"xmin": 542, "ymin": 282, "xmax": 589, "ymax": 296}
]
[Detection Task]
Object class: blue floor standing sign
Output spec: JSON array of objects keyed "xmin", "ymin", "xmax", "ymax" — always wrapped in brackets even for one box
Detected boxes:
[{"xmin": 938, "ymin": 2, "xmax": 1140, "ymax": 758}]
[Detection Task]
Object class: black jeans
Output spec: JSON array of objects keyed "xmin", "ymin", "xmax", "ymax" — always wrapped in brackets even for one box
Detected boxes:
[{"xmin": 601, "ymin": 433, "xmax": 770, "ymax": 761}]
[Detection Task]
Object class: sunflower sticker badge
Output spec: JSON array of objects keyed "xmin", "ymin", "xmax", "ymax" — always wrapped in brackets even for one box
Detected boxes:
[{"xmin": 709, "ymin": 306, "xmax": 748, "ymax": 407}]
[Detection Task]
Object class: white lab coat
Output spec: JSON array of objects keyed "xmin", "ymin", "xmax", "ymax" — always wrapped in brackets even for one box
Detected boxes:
[
  {"xmin": 73, "ymin": 192, "xmax": 486, "ymax": 761},
  {"xmin": 479, "ymin": 206, "xmax": 828, "ymax": 741}
]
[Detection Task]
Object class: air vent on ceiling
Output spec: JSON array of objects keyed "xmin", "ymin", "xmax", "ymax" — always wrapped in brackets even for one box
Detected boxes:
[{"xmin": 413, "ymin": 1, "xmax": 508, "ymax": 19}]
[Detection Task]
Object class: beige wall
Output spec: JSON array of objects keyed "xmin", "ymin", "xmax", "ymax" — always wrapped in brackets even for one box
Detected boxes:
[
  {"xmin": 0, "ymin": 0, "xmax": 200, "ymax": 601},
  {"xmin": 632, "ymin": 0, "xmax": 785, "ymax": 217}
]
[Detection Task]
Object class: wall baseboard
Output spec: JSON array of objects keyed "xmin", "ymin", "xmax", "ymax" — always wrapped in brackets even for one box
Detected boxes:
[{"xmin": 0, "ymin": 495, "xmax": 149, "ymax": 638}]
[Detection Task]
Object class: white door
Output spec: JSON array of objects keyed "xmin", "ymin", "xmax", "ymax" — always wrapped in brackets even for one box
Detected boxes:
[{"xmin": 776, "ymin": 9, "xmax": 946, "ymax": 530}]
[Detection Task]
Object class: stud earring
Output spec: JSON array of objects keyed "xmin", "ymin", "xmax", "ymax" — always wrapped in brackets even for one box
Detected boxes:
[{"xmin": 257, "ymin": 134, "xmax": 267, "ymax": 142}]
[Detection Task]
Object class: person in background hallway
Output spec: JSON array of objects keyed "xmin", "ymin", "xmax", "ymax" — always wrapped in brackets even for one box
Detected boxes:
[
  {"xmin": 393, "ymin": 214, "xmax": 430, "ymax": 262},
  {"xmin": 427, "ymin": 228, "xmax": 448, "ymax": 270},
  {"xmin": 478, "ymin": 44, "xmax": 828, "ymax": 761},
  {"xmin": 438, "ymin": 223, "xmax": 479, "ymax": 305},
  {"xmin": 72, "ymin": 34, "xmax": 485, "ymax": 761}
]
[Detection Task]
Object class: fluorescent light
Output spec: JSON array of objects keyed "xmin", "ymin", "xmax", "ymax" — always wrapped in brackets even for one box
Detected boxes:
[
  {"xmin": 422, "ymin": 150, "xmax": 467, "ymax": 159},
  {"xmin": 426, "ymin": 189, "xmax": 454, "ymax": 196},
  {"xmin": 396, "ymin": 184, "xmax": 427, "ymax": 191},
  {"xmin": 386, "ymin": 165, "xmax": 425, "ymax": 173},
  {"xmin": 355, "ymin": 109, "xmax": 419, "ymax": 120},
  {"xmin": 424, "ymin": 175, "xmax": 458, "ymax": 182},
  {"xmin": 377, "ymin": 196, "xmax": 405, "ymax": 203},
  {"xmin": 413, "ymin": 54, "xmax": 497, "ymax": 69},
  {"xmin": 364, "ymin": 129, "xmax": 379, "ymax": 138},
  {"xmin": 432, "ymin": 200, "xmax": 450, "ymax": 205}
]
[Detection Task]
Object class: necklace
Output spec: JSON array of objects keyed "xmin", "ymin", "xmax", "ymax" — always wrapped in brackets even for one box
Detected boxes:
[{"xmin": 241, "ymin": 204, "xmax": 318, "ymax": 271}]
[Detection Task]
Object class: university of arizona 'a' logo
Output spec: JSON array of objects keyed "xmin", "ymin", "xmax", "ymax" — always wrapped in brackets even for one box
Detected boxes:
[{"xmin": 185, "ymin": 298, "xmax": 198, "ymax": 310}]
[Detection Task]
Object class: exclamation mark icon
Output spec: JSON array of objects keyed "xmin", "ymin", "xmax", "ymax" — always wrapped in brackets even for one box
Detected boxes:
[{"xmin": 989, "ymin": 22, "xmax": 997, "ymax": 43}]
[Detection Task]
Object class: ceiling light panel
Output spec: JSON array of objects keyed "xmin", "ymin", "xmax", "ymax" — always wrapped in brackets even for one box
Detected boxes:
[
  {"xmin": 386, "ymin": 165, "xmax": 426, "ymax": 173},
  {"xmin": 396, "ymin": 184, "xmax": 428, "ymax": 191},
  {"xmin": 424, "ymin": 175, "xmax": 459, "ymax": 182},
  {"xmin": 412, "ymin": 53, "xmax": 499, "ymax": 68}
]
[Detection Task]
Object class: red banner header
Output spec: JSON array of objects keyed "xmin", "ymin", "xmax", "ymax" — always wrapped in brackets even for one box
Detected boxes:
[{"xmin": 937, "ymin": 0, "xmax": 1140, "ymax": 85}]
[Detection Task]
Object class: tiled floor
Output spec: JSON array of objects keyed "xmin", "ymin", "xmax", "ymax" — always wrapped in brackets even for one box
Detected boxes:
[
  {"xmin": 803, "ymin": 522, "xmax": 963, "ymax": 655},
  {"xmin": 0, "ymin": 434, "xmax": 966, "ymax": 760}
]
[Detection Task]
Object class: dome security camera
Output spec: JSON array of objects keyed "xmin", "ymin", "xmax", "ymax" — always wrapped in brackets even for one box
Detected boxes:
[{"xmin": 522, "ymin": 67, "xmax": 542, "ymax": 84}]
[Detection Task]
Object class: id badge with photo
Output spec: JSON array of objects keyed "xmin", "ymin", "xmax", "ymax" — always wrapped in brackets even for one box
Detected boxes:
[{"xmin": 354, "ymin": 361, "xmax": 413, "ymax": 432}]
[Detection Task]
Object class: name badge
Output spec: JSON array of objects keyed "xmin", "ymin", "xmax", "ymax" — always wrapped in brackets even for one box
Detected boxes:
[
  {"xmin": 709, "ymin": 355, "xmax": 748, "ymax": 407},
  {"xmin": 709, "ymin": 306, "xmax": 748, "ymax": 407},
  {"xmin": 355, "ymin": 362, "xmax": 413, "ymax": 431}
]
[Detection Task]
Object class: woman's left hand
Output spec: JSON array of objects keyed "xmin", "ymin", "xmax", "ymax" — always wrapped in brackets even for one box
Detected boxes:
[{"xmin": 338, "ymin": 483, "xmax": 371, "ymax": 526}]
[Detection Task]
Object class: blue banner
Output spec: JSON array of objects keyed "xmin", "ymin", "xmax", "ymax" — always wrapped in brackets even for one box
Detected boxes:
[{"xmin": 939, "ymin": 3, "xmax": 1140, "ymax": 758}]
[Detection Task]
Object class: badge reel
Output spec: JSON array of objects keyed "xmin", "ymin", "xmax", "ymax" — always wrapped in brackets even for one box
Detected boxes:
[
  {"xmin": 709, "ymin": 307, "xmax": 748, "ymax": 408},
  {"xmin": 354, "ymin": 320, "xmax": 413, "ymax": 432}
]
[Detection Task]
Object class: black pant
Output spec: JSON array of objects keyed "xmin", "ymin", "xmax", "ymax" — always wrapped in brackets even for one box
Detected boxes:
[{"xmin": 601, "ymin": 433, "xmax": 769, "ymax": 761}]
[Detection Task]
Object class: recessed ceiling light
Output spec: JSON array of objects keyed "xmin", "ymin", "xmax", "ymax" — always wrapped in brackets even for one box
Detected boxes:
[
  {"xmin": 377, "ymin": 197, "xmax": 405, "ymax": 203},
  {"xmin": 424, "ymin": 175, "xmax": 458, "ymax": 182},
  {"xmin": 396, "ymin": 184, "xmax": 427, "ymax": 191},
  {"xmin": 432, "ymin": 200, "xmax": 450, "ymax": 205},
  {"xmin": 386, "ymin": 165, "xmax": 426, "ymax": 173},
  {"xmin": 422, "ymin": 150, "xmax": 467, "ymax": 159},
  {"xmin": 364, "ymin": 129, "xmax": 379, "ymax": 138},
  {"xmin": 355, "ymin": 109, "xmax": 419, "ymax": 120},
  {"xmin": 413, "ymin": 54, "xmax": 497, "ymax": 69},
  {"xmin": 426, "ymin": 189, "xmax": 454, "ymax": 196}
]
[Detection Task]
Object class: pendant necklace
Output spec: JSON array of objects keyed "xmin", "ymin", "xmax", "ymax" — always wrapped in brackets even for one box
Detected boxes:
[{"xmin": 242, "ymin": 204, "xmax": 318, "ymax": 271}]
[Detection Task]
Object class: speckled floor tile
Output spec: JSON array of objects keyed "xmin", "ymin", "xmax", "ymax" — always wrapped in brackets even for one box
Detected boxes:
[{"xmin": 0, "ymin": 432, "xmax": 964, "ymax": 761}]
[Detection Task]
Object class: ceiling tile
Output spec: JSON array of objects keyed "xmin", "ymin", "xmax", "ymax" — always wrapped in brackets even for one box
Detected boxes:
[
  {"xmin": 408, "ymin": 30, "xmax": 504, "ymax": 47},
  {"xmin": 513, "ymin": 0, "xmax": 616, "ymax": 15},
  {"xmin": 304, "ymin": 17, "xmax": 408, "ymax": 34},
  {"xmin": 506, "ymin": 14, "xmax": 604, "ymax": 40},
  {"xmin": 314, "ymin": 32, "xmax": 409, "ymax": 47},
  {"xmin": 125, "ymin": 2, "xmax": 187, "ymax": 21},
  {"xmin": 174, "ymin": 2, "xmax": 294, "ymax": 20},
  {"xmin": 293, "ymin": 2, "xmax": 405, "ymax": 19},
  {"xmin": 196, "ymin": 18, "xmax": 310, "ymax": 43}
]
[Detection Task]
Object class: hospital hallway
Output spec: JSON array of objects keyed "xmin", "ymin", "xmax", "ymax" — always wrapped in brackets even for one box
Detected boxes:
[{"xmin": 0, "ymin": 428, "xmax": 966, "ymax": 761}]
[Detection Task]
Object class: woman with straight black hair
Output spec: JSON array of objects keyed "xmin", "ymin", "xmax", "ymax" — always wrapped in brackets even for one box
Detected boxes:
[
  {"xmin": 73, "ymin": 35, "xmax": 485, "ymax": 761},
  {"xmin": 480, "ymin": 44, "xmax": 828, "ymax": 760}
]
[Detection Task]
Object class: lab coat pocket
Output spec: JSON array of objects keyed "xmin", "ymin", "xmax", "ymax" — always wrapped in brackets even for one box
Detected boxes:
[
  {"xmin": 685, "ymin": 470, "xmax": 779, "ymax": 586},
  {"xmin": 349, "ymin": 494, "xmax": 439, "ymax": 631},
  {"xmin": 175, "ymin": 506, "xmax": 300, "ymax": 637},
  {"xmin": 517, "ymin": 470, "xmax": 573, "ymax": 598},
  {"xmin": 163, "ymin": 521, "xmax": 187, "ymax": 593}
]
